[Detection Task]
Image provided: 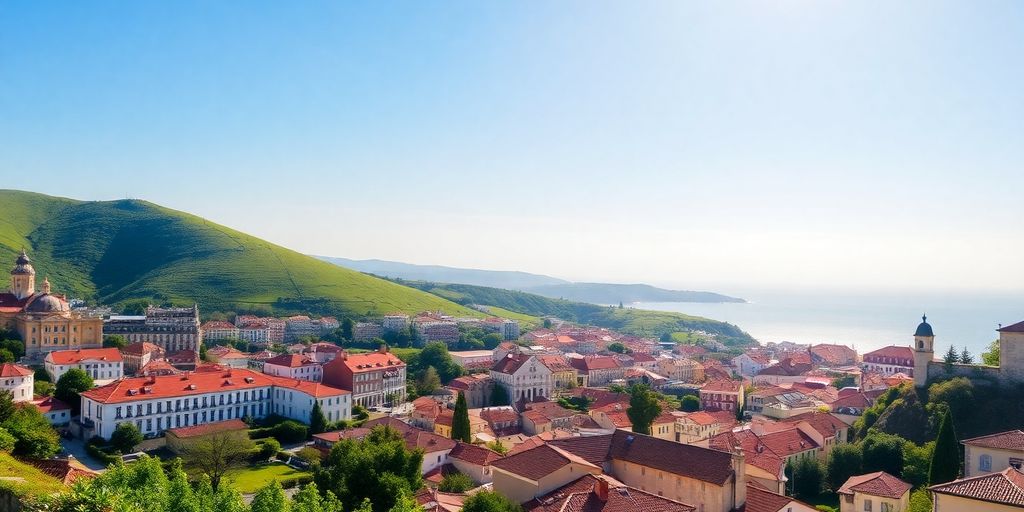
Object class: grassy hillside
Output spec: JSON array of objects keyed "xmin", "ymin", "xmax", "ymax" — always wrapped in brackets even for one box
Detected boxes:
[
  {"xmin": 399, "ymin": 280, "xmax": 756, "ymax": 346},
  {"xmin": 0, "ymin": 190, "xmax": 480, "ymax": 318}
]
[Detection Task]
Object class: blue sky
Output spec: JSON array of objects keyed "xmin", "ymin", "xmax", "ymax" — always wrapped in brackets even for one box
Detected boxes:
[{"xmin": 2, "ymin": 1, "xmax": 1023, "ymax": 293}]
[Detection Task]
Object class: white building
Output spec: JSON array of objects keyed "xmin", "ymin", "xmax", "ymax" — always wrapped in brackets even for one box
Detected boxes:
[
  {"xmin": 262, "ymin": 353, "xmax": 322, "ymax": 382},
  {"xmin": 79, "ymin": 368, "xmax": 351, "ymax": 440},
  {"xmin": 489, "ymin": 353, "xmax": 553, "ymax": 403},
  {"xmin": 200, "ymin": 321, "xmax": 239, "ymax": 341},
  {"xmin": 0, "ymin": 363, "xmax": 34, "ymax": 402},
  {"xmin": 45, "ymin": 348, "xmax": 123, "ymax": 383},
  {"xmin": 450, "ymin": 350, "xmax": 495, "ymax": 368},
  {"xmin": 382, "ymin": 314, "xmax": 409, "ymax": 332}
]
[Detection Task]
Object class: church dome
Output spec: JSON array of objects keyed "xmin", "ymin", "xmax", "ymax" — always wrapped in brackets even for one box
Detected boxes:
[
  {"xmin": 914, "ymin": 315, "xmax": 934, "ymax": 337},
  {"xmin": 25, "ymin": 294, "xmax": 70, "ymax": 314},
  {"xmin": 11, "ymin": 250, "xmax": 35, "ymax": 275}
]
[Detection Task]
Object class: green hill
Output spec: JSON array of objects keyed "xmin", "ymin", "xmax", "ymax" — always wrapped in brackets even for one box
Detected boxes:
[
  {"xmin": 398, "ymin": 280, "xmax": 756, "ymax": 347},
  {"xmin": 0, "ymin": 190, "xmax": 480, "ymax": 318}
]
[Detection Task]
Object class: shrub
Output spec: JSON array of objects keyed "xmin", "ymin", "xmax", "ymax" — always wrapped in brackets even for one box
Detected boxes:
[
  {"xmin": 110, "ymin": 423, "xmax": 143, "ymax": 453},
  {"xmin": 0, "ymin": 427, "xmax": 15, "ymax": 452},
  {"xmin": 438, "ymin": 472, "xmax": 474, "ymax": 493},
  {"xmin": 280, "ymin": 475, "xmax": 313, "ymax": 489},
  {"xmin": 271, "ymin": 420, "xmax": 308, "ymax": 444},
  {"xmin": 296, "ymin": 446, "xmax": 323, "ymax": 464},
  {"xmin": 256, "ymin": 438, "xmax": 281, "ymax": 460}
]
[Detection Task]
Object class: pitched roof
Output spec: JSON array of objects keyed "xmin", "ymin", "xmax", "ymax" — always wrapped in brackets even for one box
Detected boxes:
[
  {"xmin": 997, "ymin": 320, "xmax": 1024, "ymax": 333},
  {"xmin": 758, "ymin": 358, "xmax": 812, "ymax": 377},
  {"xmin": 0, "ymin": 363, "xmax": 33, "ymax": 377},
  {"xmin": 327, "ymin": 350, "xmax": 405, "ymax": 373},
  {"xmin": 491, "ymin": 353, "xmax": 535, "ymax": 375},
  {"xmin": 962, "ymin": 430, "xmax": 1024, "ymax": 451},
  {"xmin": 31, "ymin": 395, "xmax": 70, "ymax": 413},
  {"xmin": 570, "ymin": 356, "xmax": 622, "ymax": 371},
  {"xmin": 80, "ymin": 368, "xmax": 347, "ymax": 404},
  {"xmin": 121, "ymin": 342, "xmax": 163, "ymax": 356},
  {"xmin": 929, "ymin": 467, "xmax": 1024, "ymax": 506},
  {"xmin": 46, "ymin": 348, "xmax": 123, "ymax": 365},
  {"xmin": 743, "ymin": 485, "xmax": 807, "ymax": 512},
  {"xmin": 523, "ymin": 474, "xmax": 696, "ymax": 512},
  {"xmin": 448, "ymin": 441, "xmax": 504, "ymax": 466},
  {"xmin": 838, "ymin": 471, "xmax": 911, "ymax": 499},
  {"xmin": 862, "ymin": 345, "xmax": 914, "ymax": 360},
  {"xmin": 702, "ymin": 379, "xmax": 741, "ymax": 393},
  {"xmin": 264, "ymin": 353, "xmax": 317, "ymax": 368},
  {"xmin": 167, "ymin": 418, "xmax": 248, "ymax": 439},
  {"xmin": 707, "ymin": 430, "xmax": 785, "ymax": 477},
  {"xmin": 491, "ymin": 443, "xmax": 599, "ymax": 481},
  {"xmin": 25, "ymin": 457, "xmax": 98, "ymax": 485},
  {"xmin": 780, "ymin": 412, "xmax": 848, "ymax": 438},
  {"xmin": 608, "ymin": 430, "xmax": 734, "ymax": 485},
  {"xmin": 547, "ymin": 434, "xmax": 615, "ymax": 466},
  {"xmin": 201, "ymin": 321, "xmax": 236, "ymax": 330}
]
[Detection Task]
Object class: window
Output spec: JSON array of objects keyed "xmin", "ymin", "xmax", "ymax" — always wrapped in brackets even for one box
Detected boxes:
[
  {"xmin": 881, "ymin": 503, "xmax": 892, "ymax": 512},
  {"xmin": 980, "ymin": 454, "xmax": 993, "ymax": 472},
  {"xmin": 864, "ymin": 499, "xmax": 872, "ymax": 512}
]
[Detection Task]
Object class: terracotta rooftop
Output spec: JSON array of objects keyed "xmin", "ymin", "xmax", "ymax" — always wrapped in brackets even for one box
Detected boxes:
[
  {"xmin": 46, "ymin": 348, "xmax": 123, "ymax": 365},
  {"xmin": 121, "ymin": 342, "xmax": 163, "ymax": 356},
  {"xmin": 608, "ymin": 430, "xmax": 735, "ymax": 485},
  {"xmin": 757, "ymin": 358, "xmax": 812, "ymax": 377},
  {"xmin": 997, "ymin": 320, "xmax": 1024, "ymax": 333},
  {"xmin": 491, "ymin": 353, "xmax": 536, "ymax": 375},
  {"xmin": 448, "ymin": 441, "xmax": 504, "ymax": 466},
  {"xmin": 523, "ymin": 474, "xmax": 695, "ymax": 512},
  {"xmin": 167, "ymin": 418, "xmax": 248, "ymax": 439},
  {"xmin": 0, "ymin": 363, "xmax": 33, "ymax": 377},
  {"xmin": 80, "ymin": 368, "xmax": 348, "ymax": 404},
  {"xmin": 929, "ymin": 467, "xmax": 1024, "ymax": 506},
  {"xmin": 962, "ymin": 430, "xmax": 1024, "ymax": 451},
  {"xmin": 328, "ymin": 350, "xmax": 405, "ymax": 373},
  {"xmin": 702, "ymin": 379, "xmax": 742, "ymax": 392},
  {"xmin": 569, "ymin": 356, "xmax": 622, "ymax": 372},
  {"xmin": 744, "ymin": 484, "xmax": 807, "ymax": 512},
  {"xmin": 31, "ymin": 395, "xmax": 70, "ymax": 413},
  {"xmin": 780, "ymin": 411, "xmax": 848, "ymax": 438},
  {"xmin": 264, "ymin": 353, "xmax": 318, "ymax": 368},
  {"xmin": 838, "ymin": 471, "xmax": 911, "ymax": 499},
  {"xmin": 862, "ymin": 345, "xmax": 914, "ymax": 360},
  {"xmin": 25, "ymin": 457, "xmax": 98, "ymax": 485},
  {"xmin": 491, "ymin": 443, "xmax": 599, "ymax": 481}
]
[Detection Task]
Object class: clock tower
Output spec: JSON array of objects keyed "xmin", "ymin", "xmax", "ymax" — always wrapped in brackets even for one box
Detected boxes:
[{"xmin": 913, "ymin": 315, "xmax": 934, "ymax": 387}]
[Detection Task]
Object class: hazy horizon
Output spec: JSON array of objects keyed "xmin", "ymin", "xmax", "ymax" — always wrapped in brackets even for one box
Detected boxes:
[{"xmin": 3, "ymin": 2, "xmax": 1023, "ymax": 294}]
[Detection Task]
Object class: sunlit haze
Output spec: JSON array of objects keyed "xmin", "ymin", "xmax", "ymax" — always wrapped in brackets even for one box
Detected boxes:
[{"xmin": 3, "ymin": 1, "xmax": 1023, "ymax": 293}]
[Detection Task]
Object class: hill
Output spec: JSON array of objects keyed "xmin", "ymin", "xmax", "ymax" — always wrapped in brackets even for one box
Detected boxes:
[
  {"xmin": 0, "ymin": 190, "xmax": 481, "ymax": 318},
  {"xmin": 316, "ymin": 256, "xmax": 568, "ymax": 289},
  {"xmin": 320, "ymin": 256, "xmax": 744, "ymax": 304},
  {"xmin": 398, "ymin": 280, "xmax": 756, "ymax": 347}
]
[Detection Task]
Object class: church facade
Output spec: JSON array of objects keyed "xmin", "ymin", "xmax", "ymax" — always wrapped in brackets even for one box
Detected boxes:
[
  {"xmin": 0, "ymin": 251, "xmax": 103, "ymax": 357},
  {"xmin": 913, "ymin": 315, "xmax": 1024, "ymax": 387}
]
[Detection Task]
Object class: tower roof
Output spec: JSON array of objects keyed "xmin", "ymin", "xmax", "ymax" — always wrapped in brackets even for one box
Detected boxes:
[
  {"xmin": 11, "ymin": 249, "xmax": 35, "ymax": 275},
  {"xmin": 914, "ymin": 315, "xmax": 933, "ymax": 337}
]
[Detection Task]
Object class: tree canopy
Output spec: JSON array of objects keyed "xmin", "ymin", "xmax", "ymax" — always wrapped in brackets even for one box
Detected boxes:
[
  {"xmin": 461, "ymin": 490, "xmax": 522, "ymax": 512},
  {"xmin": 313, "ymin": 425, "xmax": 424, "ymax": 512},
  {"xmin": 452, "ymin": 392, "xmax": 472, "ymax": 443},
  {"xmin": 55, "ymin": 368, "xmax": 94, "ymax": 415},
  {"xmin": 626, "ymin": 384, "xmax": 661, "ymax": 436},
  {"xmin": 929, "ymin": 408, "xmax": 960, "ymax": 485}
]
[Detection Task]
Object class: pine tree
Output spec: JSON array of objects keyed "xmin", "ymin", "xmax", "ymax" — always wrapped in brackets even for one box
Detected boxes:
[
  {"xmin": 310, "ymin": 401, "xmax": 328, "ymax": 435},
  {"xmin": 451, "ymin": 392, "xmax": 472, "ymax": 443},
  {"xmin": 626, "ymin": 384, "xmax": 661, "ymax": 435},
  {"xmin": 943, "ymin": 345, "xmax": 959, "ymax": 373},
  {"xmin": 929, "ymin": 408, "xmax": 960, "ymax": 485},
  {"xmin": 959, "ymin": 347, "xmax": 974, "ymax": 365},
  {"xmin": 490, "ymin": 384, "xmax": 510, "ymax": 406}
]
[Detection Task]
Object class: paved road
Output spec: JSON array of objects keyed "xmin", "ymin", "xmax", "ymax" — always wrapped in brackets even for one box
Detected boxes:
[{"xmin": 61, "ymin": 437, "xmax": 109, "ymax": 472}]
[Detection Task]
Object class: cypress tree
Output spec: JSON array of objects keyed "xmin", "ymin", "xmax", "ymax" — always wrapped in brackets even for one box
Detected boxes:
[
  {"xmin": 451, "ymin": 392, "xmax": 472, "ymax": 443},
  {"xmin": 929, "ymin": 408, "xmax": 960, "ymax": 485},
  {"xmin": 310, "ymin": 401, "xmax": 328, "ymax": 435}
]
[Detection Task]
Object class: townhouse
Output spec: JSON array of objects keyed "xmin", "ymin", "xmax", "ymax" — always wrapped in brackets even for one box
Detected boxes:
[
  {"xmin": 569, "ymin": 356, "xmax": 625, "ymax": 387},
  {"xmin": 322, "ymin": 346, "xmax": 407, "ymax": 408},
  {"xmin": 0, "ymin": 363, "xmax": 34, "ymax": 402},
  {"xmin": 262, "ymin": 353, "xmax": 322, "ymax": 382},
  {"xmin": 45, "ymin": 347, "xmax": 123, "ymax": 383},
  {"xmin": 861, "ymin": 346, "xmax": 914, "ymax": 377},
  {"xmin": 962, "ymin": 430, "xmax": 1024, "ymax": 477},
  {"xmin": 699, "ymin": 379, "xmax": 744, "ymax": 412}
]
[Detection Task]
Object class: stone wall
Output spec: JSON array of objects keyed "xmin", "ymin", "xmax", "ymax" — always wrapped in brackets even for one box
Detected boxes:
[{"xmin": 926, "ymin": 361, "xmax": 1004, "ymax": 386}]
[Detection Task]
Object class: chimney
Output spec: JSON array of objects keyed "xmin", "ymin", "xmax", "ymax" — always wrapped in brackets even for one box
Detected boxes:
[
  {"xmin": 750, "ymin": 419, "xmax": 766, "ymax": 436},
  {"xmin": 594, "ymin": 478, "xmax": 609, "ymax": 502},
  {"xmin": 732, "ymin": 448, "xmax": 747, "ymax": 509},
  {"xmin": 378, "ymin": 343, "xmax": 388, "ymax": 354}
]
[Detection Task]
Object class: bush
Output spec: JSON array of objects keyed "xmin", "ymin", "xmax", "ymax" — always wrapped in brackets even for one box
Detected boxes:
[
  {"xmin": 280, "ymin": 475, "xmax": 313, "ymax": 489},
  {"xmin": 0, "ymin": 427, "xmax": 15, "ymax": 452},
  {"xmin": 257, "ymin": 438, "xmax": 281, "ymax": 460},
  {"xmin": 296, "ymin": 446, "xmax": 323, "ymax": 464},
  {"xmin": 110, "ymin": 423, "xmax": 143, "ymax": 453},
  {"xmin": 271, "ymin": 420, "xmax": 308, "ymax": 444},
  {"xmin": 85, "ymin": 442, "xmax": 121, "ymax": 466},
  {"xmin": 438, "ymin": 472, "xmax": 474, "ymax": 493}
]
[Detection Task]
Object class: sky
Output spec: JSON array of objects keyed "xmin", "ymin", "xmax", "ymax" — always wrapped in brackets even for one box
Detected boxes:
[{"xmin": 2, "ymin": 1, "xmax": 1023, "ymax": 294}]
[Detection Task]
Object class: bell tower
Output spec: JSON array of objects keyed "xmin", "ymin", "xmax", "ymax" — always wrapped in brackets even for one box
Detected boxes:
[
  {"xmin": 9, "ymin": 250, "xmax": 36, "ymax": 300},
  {"xmin": 913, "ymin": 314, "xmax": 934, "ymax": 387}
]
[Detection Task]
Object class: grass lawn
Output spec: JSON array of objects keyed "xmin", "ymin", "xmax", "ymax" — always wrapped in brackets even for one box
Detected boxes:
[
  {"xmin": 223, "ymin": 462, "xmax": 310, "ymax": 494},
  {"xmin": 0, "ymin": 452, "xmax": 66, "ymax": 499}
]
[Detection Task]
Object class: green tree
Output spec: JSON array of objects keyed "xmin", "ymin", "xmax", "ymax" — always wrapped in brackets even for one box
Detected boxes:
[
  {"xmin": 607, "ymin": 342, "xmax": 628, "ymax": 354},
  {"xmin": 251, "ymin": 480, "xmax": 289, "ymax": 512},
  {"xmin": 311, "ymin": 401, "xmax": 328, "ymax": 435},
  {"xmin": 110, "ymin": 422, "xmax": 143, "ymax": 453},
  {"xmin": 791, "ymin": 456, "xmax": 824, "ymax": 500},
  {"xmin": 680, "ymin": 395, "xmax": 700, "ymax": 412},
  {"xmin": 297, "ymin": 446, "xmax": 324, "ymax": 465},
  {"xmin": 291, "ymin": 482, "xmax": 344, "ymax": 512},
  {"xmin": 258, "ymin": 438, "xmax": 282, "ymax": 460},
  {"xmin": 0, "ymin": 339, "xmax": 24, "ymax": 360},
  {"xmin": 103, "ymin": 335, "xmax": 128, "ymax": 349},
  {"xmin": 341, "ymin": 318, "xmax": 354, "ymax": 341},
  {"xmin": 417, "ymin": 366, "xmax": 442, "ymax": 396},
  {"xmin": 491, "ymin": 384, "xmax": 510, "ymax": 407},
  {"xmin": 2, "ymin": 405, "xmax": 60, "ymax": 458},
  {"xmin": 826, "ymin": 443, "xmax": 863, "ymax": 491},
  {"xmin": 861, "ymin": 432, "xmax": 905, "ymax": 477},
  {"xmin": 908, "ymin": 488, "xmax": 933, "ymax": 512},
  {"xmin": 167, "ymin": 459, "xmax": 202, "ymax": 512},
  {"xmin": 831, "ymin": 375, "xmax": 856, "ymax": 389},
  {"xmin": 452, "ymin": 392, "xmax": 472, "ymax": 443},
  {"xmin": 313, "ymin": 425, "xmax": 424, "ymax": 512},
  {"xmin": 387, "ymin": 490, "xmax": 424, "ymax": 512},
  {"xmin": 0, "ymin": 348, "xmax": 14, "ymax": 363},
  {"xmin": 929, "ymin": 408, "xmax": 960, "ymax": 485},
  {"xmin": 902, "ymin": 440, "xmax": 935, "ymax": 488},
  {"xmin": 0, "ymin": 390, "xmax": 14, "ymax": 424},
  {"xmin": 461, "ymin": 490, "xmax": 522, "ymax": 512},
  {"xmin": 542, "ymin": 318, "xmax": 552, "ymax": 329},
  {"xmin": 626, "ymin": 384, "xmax": 661, "ymax": 436},
  {"xmin": 439, "ymin": 472, "xmax": 474, "ymax": 492},
  {"xmin": 928, "ymin": 377, "xmax": 974, "ymax": 426},
  {"xmin": 487, "ymin": 439, "xmax": 509, "ymax": 455},
  {"xmin": 412, "ymin": 343, "xmax": 463, "ymax": 383},
  {"xmin": 943, "ymin": 345, "xmax": 958, "ymax": 372},
  {"xmin": 35, "ymin": 380, "xmax": 55, "ymax": 396},
  {"xmin": 959, "ymin": 347, "xmax": 974, "ymax": 365},
  {"xmin": 181, "ymin": 431, "xmax": 254, "ymax": 490},
  {"xmin": 56, "ymin": 368, "xmax": 95, "ymax": 415},
  {"xmin": 0, "ymin": 427, "xmax": 15, "ymax": 452},
  {"xmin": 981, "ymin": 339, "xmax": 1000, "ymax": 366}
]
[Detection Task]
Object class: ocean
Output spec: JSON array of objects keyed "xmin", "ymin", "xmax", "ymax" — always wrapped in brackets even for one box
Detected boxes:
[{"xmin": 631, "ymin": 290, "xmax": 1024, "ymax": 356}]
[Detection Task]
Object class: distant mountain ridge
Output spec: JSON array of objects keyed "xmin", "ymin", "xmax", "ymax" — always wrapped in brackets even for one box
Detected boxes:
[{"xmin": 317, "ymin": 256, "xmax": 745, "ymax": 304}]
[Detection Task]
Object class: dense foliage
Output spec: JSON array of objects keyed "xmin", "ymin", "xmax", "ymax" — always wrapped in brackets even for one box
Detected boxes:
[
  {"xmin": 451, "ymin": 392, "xmax": 472, "ymax": 443},
  {"xmin": 313, "ymin": 425, "xmax": 423, "ymax": 512},
  {"xmin": 55, "ymin": 368, "xmax": 94, "ymax": 415},
  {"xmin": 626, "ymin": 384, "xmax": 661, "ymax": 435},
  {"xmin": 929, "ymin": 408, "xmax": 959, "ymax": 485},
  {"xmin": 461, "ymin": 490, "xmax": 522, "ymax": 512}
]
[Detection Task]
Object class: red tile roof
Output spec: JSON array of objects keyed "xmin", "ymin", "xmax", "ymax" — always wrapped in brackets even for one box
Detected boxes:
[
  {"xmin": 31, "ymin": 395, "xmax": 70, "ymax": 413},
  {"xmin": 0, "ymin": 363, "xmax": 33, "ymax": 377},
  {"xmin": 758, "ymin": 358, "xmax": 812, "ymax": 377},
  {"xmin": 201, "ymin": 321, "xmax": 236, "ymax": 330},
  {"xmin": 570, "ymin": 356, "xmax": 622, "ymax": 372},
  {"xmin": 962, "ymin": 430, "xmax": 1024, "ymax": 451},
  {"xmin": 25, "ymin": 457, "xmax": 98, "ymax": 485},
  {"xmin": 744, "ymin": 485, "xmax": 806, "ymax": 512},
  {"xmin": 121, "ymin": 342, "xmax": 163, "ymax": 356},
  {"xmin": 608, "ymin": 430, "xmax": 735, "ymax": 485},
  {"xmin": 80, "ymin": 368, "xmax": 347, "ymax": 404},
  {"xmin": 264, "ymin": 353, "xmax": 317, "ymax": 368},
  {"xmin": 702, "ymin": 379, "xmax": 741, "ymax": 393},
  {"xmin": 838, "ymin": 471, "xmax": 911, "ymax": 499},
  {"xmin": 491, "ymin": 353, "xmax": 536, "ymax": 375},
  {"xmin": 491, "ymin": 443, "xmax": 598, "ymax": 481},
  {"xmin": 46, "ymin": 348, "xmax": 123, "ymax": 365},
  {"xmin": 524, "ymin": 474, "xmax": 695, "ymax": 512},
  {"xmin": 862, "ymin": 345, "xmax": 914, "ymax": 360},
  {"xmin": 330, "ymin": 350, "xmax": 405, "ymax": 373},
  {"xmin": 929, "ymin": 467, "xmax": 1024, "ymax": 506},
  {"xmin": 448, "ymin": 441, "xmax": 504, "ymax": 466},
  {"xmin": 780, "ymin": 412, "xmax": 848, "ymax": 438},
  {"xmin": 167, "ymin": 418, "xmax": 248, "ymax": 439}
]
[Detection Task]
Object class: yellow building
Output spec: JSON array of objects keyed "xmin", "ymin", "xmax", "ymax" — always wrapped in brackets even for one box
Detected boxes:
[
  {"xmin": 0, "ymin": 251, "xmax": 103, "ymax": 357},
  {"xmin": 962, "ymin": 430, "xmax": 1024, "ymax": 477},
  {"xmin": 929, "ymin": 467, "xmax": 1024, "ymax": 512}
]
